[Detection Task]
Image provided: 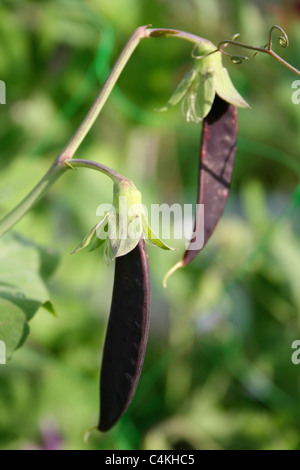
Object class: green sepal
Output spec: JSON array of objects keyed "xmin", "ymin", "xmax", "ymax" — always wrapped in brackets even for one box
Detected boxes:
[
  {"xmin": 158, "ymin": 70, "xmax": 196, "ymax": 111},
  {"xmin": 195, "ymin": 70, "xmax": 215, "ymax": 119},
  {"xmin": 141, "ymin": 214, "xmax": 174, "ymax": 251},
  {"xmin": 193, "ymin": 41, "xmax": 250, "ymax": 110},
  {"xmin": 71, "ymin": 212, "xmax": 109, "ymax": 254},
  {"xmin": 214, "ymin": 66, "xmax": 250, "ymax": 108},
  {"xmin": 109, "ymin": 214, "xmax": 143, "ymax": 259},
  {"xmin": 89, "ymin": 235, "xmax": 106, "ymax": 252},
  {"xmin": 159, "ymin": 37, "xmax": 250, "ymax": 122}
]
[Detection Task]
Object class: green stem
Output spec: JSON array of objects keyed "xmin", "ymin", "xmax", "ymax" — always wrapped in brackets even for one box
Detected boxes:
[
  {"xmin": 217, "ymin": 24, "xmax": 300, "ymax": 77},
  {"xmin": 145, "ymin": 27, "xmax": 211, "ymax": 45},
  {"xmin": 59, "ymin": 25, "xmax": 150, "ymax": 160},
  {"xmin": 0, "ymin": 162, "xmax": 67, "ymax": 237},
  {"xmin": 268, "ymin": 50, "xmax": 300, "ymax": 76},
  {"xmin": 0, "ymin": 26, "xmax": 225, "ymax": 237},
  {"xmin": 59, "ymin": 27, "xmax": 210, "ymax": 161},
  {"xmin": 0, "ymin": 26, "xmax": 149, "ymax": 236},
  {"xmin": 219, "ymin": 39, "xmax": 300, "ymax": 76},
  {"xmin": 66, "ymin": 159, "xmax": 126, "ymax": 183}
]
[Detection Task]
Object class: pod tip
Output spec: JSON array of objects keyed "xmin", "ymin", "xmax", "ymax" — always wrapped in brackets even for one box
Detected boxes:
[
  {"xmin": 84, "ymin": 426, "xmax": 97, "ymax": 443},
  {"xmin": 162, "ymin": 260, "xmax": 184, "ymax": 288}
]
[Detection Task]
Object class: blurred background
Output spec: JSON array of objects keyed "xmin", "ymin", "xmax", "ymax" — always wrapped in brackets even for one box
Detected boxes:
[{"xmin": 0, "ymin": 0, "xmax": 300, "ymax": 450}]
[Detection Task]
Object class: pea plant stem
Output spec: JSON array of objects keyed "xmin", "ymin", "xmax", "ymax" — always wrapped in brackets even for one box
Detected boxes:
[
  {"xmin": 0, "ymin": 25, "xmax": 299, "ymax": 237},
  {"xmin": 268, "ymin": 50, "xmax": 300, "ymax": 76},
  {"xmin": 0, "ymin": 26, "xmax": 207, "ymax": 237},
  {"xmin": 0, "ymin": 163, "xmax": 67, "ymax": 237},
  {"xmin": 58, "ymin": 27, "xmax": 210, "ymax": 163},
  {"xmin": 220, "ymin": 40, "xmax": 300, "ymax": 76},
  {"xmin": 65, "ymin": 159, "xmax": 125, "ymax": 183},
  {"xmin": 217, "ymin": 25, "xmax": 300, "ymax": 76},
  {"xmin": 59, "ymin": 25, "xmax": 149, "ymax": 161}
]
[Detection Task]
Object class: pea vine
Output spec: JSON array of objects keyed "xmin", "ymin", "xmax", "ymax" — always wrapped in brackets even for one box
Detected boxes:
[{"xmin": 0, "ymin": 24, "xmax": 299, "ymax": 434}]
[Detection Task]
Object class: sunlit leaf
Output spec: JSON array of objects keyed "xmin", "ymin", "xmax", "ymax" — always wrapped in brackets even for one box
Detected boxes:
[{"xmin": 0, "ymin": 234, "xmax": 58, "ymax": 358}]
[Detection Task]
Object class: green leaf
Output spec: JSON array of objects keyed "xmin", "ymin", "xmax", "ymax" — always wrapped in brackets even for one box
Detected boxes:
[
  {"xmin": 0, "ymin": 300, "xmax": 29, "ymax": 359},
  {"xmin": 0, "ymin": 233, "xmax": 58, "ymax": 359}
]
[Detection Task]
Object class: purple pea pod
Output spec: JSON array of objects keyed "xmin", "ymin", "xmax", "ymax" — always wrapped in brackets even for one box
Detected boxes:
[
  {"xmin": 163, "ymin": 96, "xmax": 238, "ymax": 285},
  {"xmin": 99, "ymin": 239, "xmax": 151, "ymax": 432},
  {"xmin": 184, "ymin": 95, "xmax": 238, "ymax": 265}
]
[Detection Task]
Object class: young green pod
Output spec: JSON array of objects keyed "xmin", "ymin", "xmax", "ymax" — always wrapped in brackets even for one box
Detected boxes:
[{"xmin": 99, "ymin": 239, "xmax": 151, "ymax": 432}]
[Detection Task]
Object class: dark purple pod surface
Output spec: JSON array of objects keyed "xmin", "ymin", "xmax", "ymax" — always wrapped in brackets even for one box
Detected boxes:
[
  {"xmin": 184, "ymin": 95, "xmax": 238, "ymax": 266},
  {"xmin": 99, "ymin": 239, "xmax": 151, "ymax": 432}
]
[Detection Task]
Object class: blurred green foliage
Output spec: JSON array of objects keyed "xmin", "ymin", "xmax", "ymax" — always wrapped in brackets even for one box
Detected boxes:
[{"xmin": 0, "ymin": 0, "xmax": 300, "ymax": 450}]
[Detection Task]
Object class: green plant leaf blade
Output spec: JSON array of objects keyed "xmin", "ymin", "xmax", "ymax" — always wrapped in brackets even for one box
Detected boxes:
[{"xmin": 0, "ymin": 234, "xmax": 58, "ymax": 358}]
